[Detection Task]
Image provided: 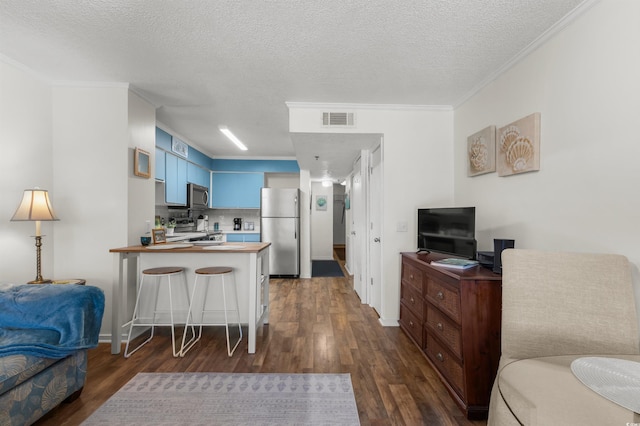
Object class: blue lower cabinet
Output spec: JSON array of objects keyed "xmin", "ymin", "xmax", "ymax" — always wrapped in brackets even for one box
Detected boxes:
[
  {"xmin": 243, "ymin": 234, "xmax": 261, "ymax": 242},
  {"xmin": 226, "ymin": 233, "xmax": 260, "ymax": 243},
  {"xmin": 226, "ymin": 234, "xmax": 244, "ymax": 243}
]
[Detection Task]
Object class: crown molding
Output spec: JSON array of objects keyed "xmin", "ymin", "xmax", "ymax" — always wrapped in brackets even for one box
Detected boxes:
[
  {"xmin": 453, "ymin": 0, "xmax": 601, "ymax": 109},
  {"xmin": 285, "ymin": 101, "xmax": 453, "ymax": 112},
  {"xmin": 52, "ymin": 80, "xmax": 129, "ymax": 89},
  {"xmin": 0, "ymin": 54, "xmax": 52, "ymax": 83}
]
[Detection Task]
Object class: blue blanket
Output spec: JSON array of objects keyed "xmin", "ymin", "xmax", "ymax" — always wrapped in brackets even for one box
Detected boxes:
[{"xmin": 0, "ymin": 284, "xmax": 104, "ymax": 359}]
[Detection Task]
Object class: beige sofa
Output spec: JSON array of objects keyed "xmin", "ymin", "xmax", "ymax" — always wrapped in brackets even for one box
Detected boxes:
[{"xmin": 488, "ymin": 249, "xmax": 640, "ymax": 425}]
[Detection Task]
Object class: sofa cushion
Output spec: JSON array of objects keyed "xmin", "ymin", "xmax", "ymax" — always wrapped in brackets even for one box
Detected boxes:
[
  {"xmin": 0, "ymin": 354, "xmax": 57, "ymax": 395},
  {"xmin": 497, "ymin": 355, "xmax": 640, "ymax": 425}
]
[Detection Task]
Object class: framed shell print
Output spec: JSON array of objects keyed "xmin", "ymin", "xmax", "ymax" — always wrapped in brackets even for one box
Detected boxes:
[
  {"xmin": 498, "ymin": 113, "xmax": 541, "ymax": 176},
  {"xmin": 467, "ymin": 125, "xmax": 496, "ymax": 176}
]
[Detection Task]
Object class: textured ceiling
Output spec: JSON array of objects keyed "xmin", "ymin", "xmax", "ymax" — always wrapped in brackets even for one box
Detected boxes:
[{"xmin": 0, "ymin": 0, "xmax": 589, "ymax": 179}]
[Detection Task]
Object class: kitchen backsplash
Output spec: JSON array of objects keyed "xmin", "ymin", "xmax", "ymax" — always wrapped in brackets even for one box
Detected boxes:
[{"xmin": 155, "ymin": 206, "xmax": 260, "ymax": 232}]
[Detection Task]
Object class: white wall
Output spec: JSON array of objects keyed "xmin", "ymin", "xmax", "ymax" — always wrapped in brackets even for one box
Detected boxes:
[
  {"xmin": 311, "ymin": 181, "xmax": 334, "ymax": 260},
  {"xmin": 289, "ymin": 106, "xmax": 454, "ymax": 323},
  {"xmin": 454, "ymin": 0, "xmax": 640, "ymax": 269},
  {"xmin": 0, "ymin": 58, "xmax": 156, "ymax": 339},
  {"xmin": 0, "ymin": 59, "xmax": 54, "ymax": 283},
  {"xmin": 127, "ymin": 91, "xmax": 157, "ymax": 246},
  {"xmin": 299, "ymin": 169, "xmax": 312, "ymax": 278},
  {"xmin": 53, "ymin": 86, "xmax": 155, "ymax": 339}
]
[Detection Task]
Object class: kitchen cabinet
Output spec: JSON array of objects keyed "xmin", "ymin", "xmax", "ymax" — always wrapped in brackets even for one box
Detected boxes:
[
  {"xmin": 187, "ymin": 162, "xmax": 210, "ymax": 189},
  {"xmin": 165, "ymin": 153, "xmax": 187, "ymax": 205},
  {"xmin": 211, "ymin": 172, "xmax": 264, "ymax": 208},
  {"xmin": 226, "ymin": 233, "xmax": 260, "ymax": 243},
  {"xmin": 155, "ymin": 148, "xmax": 165, "ymax": 181}
]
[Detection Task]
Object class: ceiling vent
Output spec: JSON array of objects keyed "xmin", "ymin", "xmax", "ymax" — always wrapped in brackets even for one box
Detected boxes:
[{"xmin": 322, "ymin": 112, "xmax": 355, "ymax": 127}]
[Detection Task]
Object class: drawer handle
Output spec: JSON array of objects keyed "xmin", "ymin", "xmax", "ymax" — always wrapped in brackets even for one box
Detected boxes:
[
  {"xmin": 409, "ymin": 320, "xmax": 414, "ymax": 328},
  {"xmin": 437, "ymin": 291, "xmax": 444, "ymax": 300},
  {"xmin": 410, "ymin": 274, "xmax": 414, "ymax": 280},
  {"xmin": 437, "ymin": 322, "xmax": 443, "ymax": 331},
  {"xmin": 436, "ymin": 352, "xmax": 444, "ymax": 362},
  {"xmin": 410, "ymin": 296, "xmax": 415, "ymax": 303}
]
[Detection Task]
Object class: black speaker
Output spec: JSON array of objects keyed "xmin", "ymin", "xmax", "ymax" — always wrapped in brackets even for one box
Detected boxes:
[{"xmin": 493, "ymin": 239, "xmax": 515, "ymax": 274}]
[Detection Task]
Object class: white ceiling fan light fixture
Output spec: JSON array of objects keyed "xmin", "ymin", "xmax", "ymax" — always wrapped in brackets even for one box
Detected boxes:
[
  {"xmin": 322, "ymin": 180, "xmax": 333, "ymax": 187},
  {"xmin": 218, "ymin": 126, "xmax": 248, "ymax": 151}
]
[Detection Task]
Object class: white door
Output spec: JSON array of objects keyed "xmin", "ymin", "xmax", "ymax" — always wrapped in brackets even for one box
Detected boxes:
[
  {"xmin": 351, "ymin": 159, "xmax": 365, "ymax": 302},
  {"xmin": 369, "ymin": 144, "xmax": 382, "ymax": 314}
]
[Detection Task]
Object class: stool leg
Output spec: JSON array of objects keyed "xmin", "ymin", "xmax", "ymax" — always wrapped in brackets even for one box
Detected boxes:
[
  {"xmin": 180, "ymin": 274, "xmax": 203, "ymax": 357},
  {"xmin": 124, "ymin": 274, "xmax": 155, "ymax": 358},
  {"xmin": 222, "ymin": 273, "xmax": 242, "ymax": 357},
  {"xmin": 167, "ymin": 273, "xmax": 181, "ymax": 358}
]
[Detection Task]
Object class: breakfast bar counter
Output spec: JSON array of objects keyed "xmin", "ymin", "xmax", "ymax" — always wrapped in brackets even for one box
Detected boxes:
[{"xmin": 109, "ymin": 242, "xmax": 270, "ymax": 355}]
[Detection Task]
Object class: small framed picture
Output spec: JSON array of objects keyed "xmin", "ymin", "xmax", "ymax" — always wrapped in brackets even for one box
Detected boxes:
[
  {"xmin": 134, "ymin": 147, "xmax": 151, "ymax": 178},
  {"xmin": 152, "ymin": 228, "xmax": 166, "ymax": 244},
  {"xmin": 171, "ymin": 137, "xmax": 188, "ymax": 158}
]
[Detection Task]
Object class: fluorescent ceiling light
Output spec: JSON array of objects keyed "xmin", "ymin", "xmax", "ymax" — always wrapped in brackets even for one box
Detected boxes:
[{"xmin": 218, "ymin": 126, "xmax": 248, "ymax": 151}]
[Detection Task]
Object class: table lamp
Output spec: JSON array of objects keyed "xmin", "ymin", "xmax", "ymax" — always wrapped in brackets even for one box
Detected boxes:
[{"xmin": 11, "ymin": 188, "xmax": 59, "ymax": 283}]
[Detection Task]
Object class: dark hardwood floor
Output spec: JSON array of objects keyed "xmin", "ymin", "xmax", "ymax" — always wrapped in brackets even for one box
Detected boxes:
[{"xmin": 35, "ymin": 268, "xmax": 488, "ymax": 425}]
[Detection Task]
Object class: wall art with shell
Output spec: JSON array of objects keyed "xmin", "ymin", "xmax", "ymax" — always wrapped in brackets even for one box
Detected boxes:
[
  {"xmin": 498, "ymin": 113, "xmax": 540, "ymax": 176},
  {"xmin": 467, "ymin": 125, "xmax": 496, "ymax": 176}
]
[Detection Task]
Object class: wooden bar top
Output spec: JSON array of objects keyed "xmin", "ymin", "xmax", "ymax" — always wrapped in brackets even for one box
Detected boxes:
[{"xmin": 110, "ymin": 242, "xmax": 270, "ymax": 254}]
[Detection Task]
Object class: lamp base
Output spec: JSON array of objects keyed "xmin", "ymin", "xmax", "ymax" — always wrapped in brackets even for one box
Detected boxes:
[{"xmin": 28, "ymin": 278, "xmax": 52, "ymax": 284}]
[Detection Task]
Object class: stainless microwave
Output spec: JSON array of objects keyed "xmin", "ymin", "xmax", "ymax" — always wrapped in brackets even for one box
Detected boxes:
[{"xmin": 187, "ymin": 183, "xmax": 209, "ymax": 209}]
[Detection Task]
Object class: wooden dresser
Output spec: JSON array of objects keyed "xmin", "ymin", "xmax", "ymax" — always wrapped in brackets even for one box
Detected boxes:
[{"xmin": 399, "ymin": 252, "xmax": 502, "ymax": 419}]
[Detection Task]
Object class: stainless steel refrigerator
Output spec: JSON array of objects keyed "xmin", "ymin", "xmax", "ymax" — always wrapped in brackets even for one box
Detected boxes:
[{"xmin": 260, "ymin": 188, "xmax": 300, "ymax": 277}]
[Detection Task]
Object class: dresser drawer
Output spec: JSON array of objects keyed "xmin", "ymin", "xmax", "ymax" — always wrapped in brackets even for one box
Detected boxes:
[
  {"xmin": 400, "ymin": 283, "xmax": 423, "ymax": 320},
  {"xmin": 426, "ymin": 304, "xmax": 462, "ymax": 359},
  {"xmin": 425, "ymin": 278, "xmax": 461, "ymax": 323},
  {"xmin": 399, "ymin": 303, "xmax": 423, "ymax": 346},
  {"xmin": 425, "ymin": 334, "xmax": 464, "ymax": 395},
  {"xmin": 402, "ymin": 261, "xmax": 423, "ymax": 294}
]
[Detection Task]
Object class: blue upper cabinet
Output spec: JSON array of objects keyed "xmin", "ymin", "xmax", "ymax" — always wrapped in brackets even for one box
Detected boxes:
[
  {"xmin": 155, "ymin": 148, "xmax": 166, "ymax": 181},
  {"xmin": 211, "ymin": 172, "xmax": 264, "ymax": 208},
  {"xmin": 187, "ymin": 162, "xmax": 210, "ymax": 189},
  {"xmin": 165, "ymin": 153, "xmax": 187, "ymax": 205},
  {"xmin": 156, "ymin": 127, "xmax": 172, "ymax": 151}
]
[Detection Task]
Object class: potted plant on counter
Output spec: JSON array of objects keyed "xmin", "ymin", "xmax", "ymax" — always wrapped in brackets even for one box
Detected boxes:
[{"xmin": 166, "ymin": 219, "xmax": 176, "ymax": 236}]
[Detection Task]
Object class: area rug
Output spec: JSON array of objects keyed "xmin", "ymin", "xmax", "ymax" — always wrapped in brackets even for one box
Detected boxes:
[
  {"xmin": 312, "ymin": 260, "xmax": 344, "ymax": 277},
  {"xmin": 82, "ymin": 372, "xmax": 360, "ymax": 425}
]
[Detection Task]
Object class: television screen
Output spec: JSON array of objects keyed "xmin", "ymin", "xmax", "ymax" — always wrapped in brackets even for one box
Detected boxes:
[{"xmin": 417, "ymin": 207, "xmax": 477, "ymax": 259}]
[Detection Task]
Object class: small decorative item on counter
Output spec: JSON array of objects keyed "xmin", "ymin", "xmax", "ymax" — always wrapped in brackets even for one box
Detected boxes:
[
  {"xmin": 155, "ymin": 215, "xmax": 161, "ymax": 228},
  {"xmin": 166, "ymin": 219, "xmax": 176, "ymax": 236},
  {"xmin": 140, "ymin": 236, "xmax": 152, "ymax": 246},
  {"xmin": 152, "ymin": 228, "xmax": 166, "ymax": 244}
]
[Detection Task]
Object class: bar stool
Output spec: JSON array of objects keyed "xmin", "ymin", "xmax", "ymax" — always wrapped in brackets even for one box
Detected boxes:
[
  {"xmin": 180, "ymin": 266, "xmax": 242, "ymax": 357},
  {"xmin": 124, "ymin": 266, "xmax": 195, "ymax": 358}
]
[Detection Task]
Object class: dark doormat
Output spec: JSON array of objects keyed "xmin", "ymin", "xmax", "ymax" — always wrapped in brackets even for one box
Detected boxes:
[{"xmin": 312, "ymin": 260, "xmax": 344, "ymax": 277}]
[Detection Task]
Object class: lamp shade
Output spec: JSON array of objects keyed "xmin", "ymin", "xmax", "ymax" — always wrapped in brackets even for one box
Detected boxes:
[{"xmin": 11, "ymin": 189, "xmax": 59, "ymax": 222}]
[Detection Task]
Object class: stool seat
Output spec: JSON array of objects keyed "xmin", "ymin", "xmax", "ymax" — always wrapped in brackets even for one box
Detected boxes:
[
  {"xmin": 195, "ymin": 266, "xmax": 233, "ymax": 275},
  {"xmin": 180, "ymin": 265, "xmax": 242, "ymax": 357},
  {"xmin": 143, "ymin": 266, "xmax": 184, "ymax": 275}
]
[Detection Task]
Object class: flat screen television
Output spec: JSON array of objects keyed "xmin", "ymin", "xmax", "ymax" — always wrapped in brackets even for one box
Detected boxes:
[{"xmin": 417, "ymin": 207, "xmax": 477, "ymax": 259}]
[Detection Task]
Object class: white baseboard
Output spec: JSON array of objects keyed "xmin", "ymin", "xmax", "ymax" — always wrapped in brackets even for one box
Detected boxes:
[{"xmin": 378, "ymin": 318, "xmax": 399, "ymax": 327}]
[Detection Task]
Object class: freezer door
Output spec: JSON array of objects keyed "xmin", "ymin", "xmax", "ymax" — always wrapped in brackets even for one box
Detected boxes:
[
  {"xmin": 261, "ymin": 188, "xmax": 299, "ymax": 218},
  {"xmin": 261, "ymin": 217, "xmax": 299, "ymax": 276}
]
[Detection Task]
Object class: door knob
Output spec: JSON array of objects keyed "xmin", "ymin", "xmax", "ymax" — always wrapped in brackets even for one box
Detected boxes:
[{"xmin": 374, "ymin": 237, "xmax": 380, "ymax": 242}]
